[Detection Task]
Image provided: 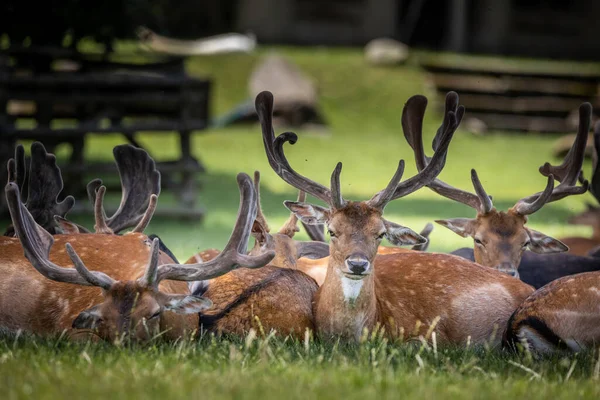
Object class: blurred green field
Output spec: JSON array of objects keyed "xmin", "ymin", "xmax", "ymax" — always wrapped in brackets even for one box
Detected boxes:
[
  {"xmin": 6, "ymin": 44, "xmax": 593, "ymax": 261},
  {"xmin": 3, "ymin": 45, "xmax": 599, "ymax": 400}
]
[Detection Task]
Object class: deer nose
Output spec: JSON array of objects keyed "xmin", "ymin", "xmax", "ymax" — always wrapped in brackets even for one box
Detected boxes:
[
  {"xmin": 497, "ymin": 263, "xmax": 519, "ymax": 278},
  {"xmin": 345, "ymin": 254, "xmax": 370, "ymax": 275}
]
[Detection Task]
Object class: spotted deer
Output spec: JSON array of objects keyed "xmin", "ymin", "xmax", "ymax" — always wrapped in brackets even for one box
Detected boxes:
[
  {"xmin": 180, "ymin": 171, "xmax": 329, "ymax": 338},
  {"xmin": 0, "ymin": 173, "xmax": 274, "ymax": 342},
  {"xmin": 557, "ymin": 120, "xmax": 600, "ymax": 256},
  {"xmin": 504, "ymin": 270, "xmax": 600, "ymax": 354},
  {"xmin": 403, "ymin": 92, "xmax": 589, "ymax": 279},
  {"xmin": 256, "ymin": 90, "xmax": 534, "ymax": 345}
]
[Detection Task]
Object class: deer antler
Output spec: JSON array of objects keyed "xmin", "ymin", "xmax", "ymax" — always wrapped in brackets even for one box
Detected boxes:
[
  {"xmin": 512, "ymin": 103, "xmax": 590, "ymax": 216},
  {"xmin": 4, "ymin": 143, "xmax": 75, "ymax": 236},
  {"xmin": 402, "ymin": 92, "xmax": 494, "ymax": 215},
  {"xmin": 155, "ymin": 172, "xmax": 276, "ymax": 282},
  {"xmin": 591, "ymin": 121, "xmax": 600, "ymax": 202},
  {"xmin": 256, "ymin": 91, "xmax": 457, "ymax": 212},
  {"xmin": 6, "ymin": 181, "xmax": 115, "ymax": 288},
  {"xmin": 256, "ymin": 91, "xmax": 335, "ymax": 206},
  {"xmin": 253, "ymin": 171, "xmax": 271, "ymax": 234},
  {"xmin": 88, "ymin": 144, "xmax": 161, "ymax": 234}
]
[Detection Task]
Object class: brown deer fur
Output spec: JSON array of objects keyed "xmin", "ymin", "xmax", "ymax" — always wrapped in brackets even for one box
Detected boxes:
[
  {"xmin": 505, "ymin": 271, "xmax": 600, "ymax": 353},
  {"xmin": 0, "ymin": 233, "xmax": 195, "ymax": 340},
  {"xmin": 185, "ymin": 250, "xmax": 318, "ymax": 339}
]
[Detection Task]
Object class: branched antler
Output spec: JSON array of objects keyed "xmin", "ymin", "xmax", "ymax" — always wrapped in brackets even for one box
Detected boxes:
[
  {"xmin": 256, "ymin": 90, "xmax": 458, "ymax": 213},
  {"xmin": 88, "ymin": 144, "xmax": 161, "ymax": 234},
  {"xmin": 155, "ymin": 173, "xmax": 275, "ymax": 282},
  {"xmin": 513, "ymin": 103, "xmax": 590, "ymax": 215},
  {"xmin": 402, "ymin": 92, "xmax": 493, "ymax": 215},
  {"xmin": 4, "ymin": 143, "xmax": 75, "ymax": 236}
]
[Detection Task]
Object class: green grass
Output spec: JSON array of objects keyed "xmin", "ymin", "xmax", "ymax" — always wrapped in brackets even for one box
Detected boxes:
[
  {"xmin": 2, "ymin": 333, "xmax": 600, "ymax": 399},
  {"xmin": 2, "ymin": 44, "xmax": 599, "ymax": 398}
]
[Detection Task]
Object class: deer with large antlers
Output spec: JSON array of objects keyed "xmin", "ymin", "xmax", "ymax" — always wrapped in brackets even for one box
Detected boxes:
[
  {"xmin": 403, "ymin": 93, "xmax": 589, "ymax": 279},
  {"xmin": 0, "ymin": 173, "xmax": 274, "ymax": 341},
  {"xmin": 256, "ymin": 90, "xmax": 534, "ymax": 345},
  {"xmin": 176, "ymin": 171, "xmax": 327, "ymax": 338}
]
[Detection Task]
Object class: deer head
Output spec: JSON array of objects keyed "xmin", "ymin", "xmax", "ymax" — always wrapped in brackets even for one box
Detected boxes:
[
  {"xmin": 256, "ymin": 90, "xmax": 457, "ymax": 281},
  {"xmin": 6, "ymin": 173, "xmax": 275, "ymax": 342},
  {"xmin": 248, "ymin": 171, "xmax": 330, "ymax": 268},
  {"xmin": 403, "ymin": 93, "xmax": 590, "ymax": 277}
]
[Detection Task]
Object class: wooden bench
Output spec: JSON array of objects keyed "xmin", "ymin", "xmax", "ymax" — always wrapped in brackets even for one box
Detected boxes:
[
  {"xmin": 0, "ymin": 50, "xmax": 211, "ymax": 220},
  {"xmin": 419, "ymin": 53, "xmax": 600, "ymax": 133}
]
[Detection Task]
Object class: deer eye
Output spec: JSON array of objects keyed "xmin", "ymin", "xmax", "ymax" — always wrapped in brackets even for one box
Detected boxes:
[
  {"xmin": 328, "ymin": 230, "xmax": 336, "ymax": 238},
  {"xmin": 377, "ymin": 232, "xmax": 386, "ymax": 240},
  {"xmin": 474, "ymin": 238, "xmax": 484, "ymax": 246}
]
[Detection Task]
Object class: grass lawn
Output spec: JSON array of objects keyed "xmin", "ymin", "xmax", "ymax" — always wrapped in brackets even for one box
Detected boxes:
[{"xmin": 2, "ymin": 44, "xmax": 599, "ymax": 398}]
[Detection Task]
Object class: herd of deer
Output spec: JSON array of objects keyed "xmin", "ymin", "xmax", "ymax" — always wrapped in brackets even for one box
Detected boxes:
[{"xmin": 2, "ymin": 90, "xmax": 600, "ymax": 355}]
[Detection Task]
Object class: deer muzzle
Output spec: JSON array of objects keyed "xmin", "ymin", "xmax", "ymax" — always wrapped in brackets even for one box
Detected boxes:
[
  {"xmin": 344, "ymin": 253, "xmax": 371, "ymax": 277},
  {"xmin": 496, "ymin": 262, "xmax": 519, "ymax": 279}
]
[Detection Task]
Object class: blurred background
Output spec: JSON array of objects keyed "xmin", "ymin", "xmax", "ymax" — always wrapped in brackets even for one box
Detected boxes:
[{"xmin": 1, "ymin": 0, "xmax": 599, "ymax": 260}]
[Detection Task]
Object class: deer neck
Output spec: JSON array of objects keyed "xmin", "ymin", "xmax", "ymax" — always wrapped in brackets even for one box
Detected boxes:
[{"xmin": 314, "ymin": 259, "xmax": 378, "ymax": 341}]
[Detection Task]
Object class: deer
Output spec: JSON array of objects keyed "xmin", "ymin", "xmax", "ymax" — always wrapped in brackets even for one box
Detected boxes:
[
  {"xmin": 402, "ymin": 92, "xmax": 589, "ymax": 280},
  {"xmin": 503, "ymin": 269, "xmax": 600, "ymax": 354},
  {"xmin": 0, "ymin": 172, "xmax": 275, "ymax": 342},
  {"xmin": 177, "ymin": 171, "xmax": 326, "ymax": 338},
  {"xmin": 256, "ymin": 90, "xmax": 535, "ymax": 345},
  {"xmin": 556, "ymin": 120, "xmax": 600, "ymax": 256}
]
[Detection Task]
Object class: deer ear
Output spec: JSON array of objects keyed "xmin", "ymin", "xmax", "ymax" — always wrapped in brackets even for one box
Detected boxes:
[
  {"xmin": 54, "ymin": 216, "xmax": 89, "ymax": 234},
  {"xmin": 525, "ymin": 228, "xmax": 569, "ymax": 254},
  {"xmin": 435, "ymin": 218, "xmax": 476, "ymax": 238},
  {"xmin": 164, "ymin": 295, "xmax": 213, "ymax": 314},
  {"xmin": 283, "ymin": 201, "xmax": 330, "ymax": 225},
  {"xmin": 383, "ymin": 220, "xmax": 427, "ymax": 246},
  {"xmin": 72, "ymin": 305, "xmax": 103, "ymax": 329}
]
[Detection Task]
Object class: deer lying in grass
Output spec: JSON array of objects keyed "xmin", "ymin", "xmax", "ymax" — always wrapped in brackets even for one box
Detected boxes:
[
  {"xmin": 557, "ymin": 121, "xmax": 600, "ymax": 256},
  {"xmin": 180, "ymin": 172, "xmax": 328, "ymax": 338},
  {"xmin": 504, "ymin": 269, "xmax": 600, "ymax": 354},
  {"xmin": 0, "ymin": 173, "xmax": 274, "ymax": 342},
  {"xmin": 256, "ymin": 90, "xmax": 534, "ymax": 345},
  {"xmin": 403, "ymin": 93, "xmax": 589, "ymax": 279}
]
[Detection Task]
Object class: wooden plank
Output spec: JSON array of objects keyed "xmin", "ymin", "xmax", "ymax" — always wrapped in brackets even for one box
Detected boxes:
[
  {"xmin": 1, "ymin": 120, "xmax": 209, "ymax": 138},
  {"xmin": 457, "ymin": 112, "xmax": 569, "ymax": 133},
  {"xmin": 418, "ymin": 50, "xmax": 600, "ymax": 78},
  {"xmin": 435, "ymin": 93, "xmax": 588, "ymax": 114},
  {"xmin": 428, "ymin": 73, "xmax": 598, "ymax": 96}
]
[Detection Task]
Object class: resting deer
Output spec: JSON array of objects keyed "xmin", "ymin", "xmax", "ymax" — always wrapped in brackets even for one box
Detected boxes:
[
  {"xmin": 256, "ymin": 90, "xmax": 534, "ymax": 345},
  {"xmin": 403, "ymin": 93, "xmax": 589, "ymax": 279},
  {"xmin": 557, "ymin": 121, "xmax": 600, "ymax": 256},
  {"xmin": 0, "ymin": 173, "xmax": 274, "ymax": 342},
  {"xmin": 180, "ymin": 171, "xmax": 327, "ymax": 338},
  {"xmin": 504, "ymin": 269, "xmax": 600, "ymax": 354}
]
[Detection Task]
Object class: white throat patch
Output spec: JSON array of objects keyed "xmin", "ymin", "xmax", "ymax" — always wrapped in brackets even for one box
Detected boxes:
[{"xmin": 339, "ymin": 273, "xmax": 364, "ymax": 303}]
